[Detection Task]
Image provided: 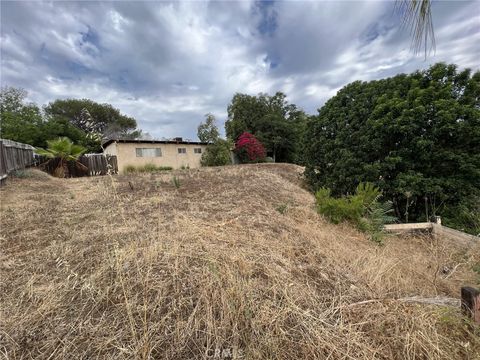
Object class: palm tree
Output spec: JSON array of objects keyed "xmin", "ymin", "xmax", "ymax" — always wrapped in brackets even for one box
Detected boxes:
[
  {"xmin": 36, "ymin": 137, "xmax": 87, "ymax": 178},
  {"xmin": 396, "ymin": 0, "xmax": 435, "ymax": 57}
]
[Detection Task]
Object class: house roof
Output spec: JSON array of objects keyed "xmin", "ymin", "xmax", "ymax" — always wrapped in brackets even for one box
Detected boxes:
[{"xmin": 102, "ymin": 138, "xmax": 209, "ymax": 148}]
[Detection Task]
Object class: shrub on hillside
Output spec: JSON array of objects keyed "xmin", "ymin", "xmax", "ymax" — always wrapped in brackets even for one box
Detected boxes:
[
  {"xmin": 201, "ymin": 139, "xmax": 232, "ymax": 167},
  {"xmin": 316, "ymin": 182, "xmax": 395, "ymax": 244},
  {"xmin": 234, "ymin": 132, "xmax": 266, "ymax": 163}
]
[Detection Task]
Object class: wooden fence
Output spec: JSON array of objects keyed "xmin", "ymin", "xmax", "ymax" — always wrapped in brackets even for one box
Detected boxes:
[
  {"xmin": 0, "ymin": 138, "xmax": 117, "ymax": 184},
  {"xmin": 40, "ymin": 154, "xmax": 118, "ymax": 177},
  {"xmin": 80, "ymin": 154, "xmax": 118, "ymax": 176},
  {"xmin": 0, "ymin": 139, "xmax": 35, "ymax": 182}
]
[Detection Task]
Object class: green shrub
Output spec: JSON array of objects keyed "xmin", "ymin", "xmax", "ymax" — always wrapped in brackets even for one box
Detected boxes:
[
  {"xmin": 316, "ymin": 182, "xmax": 395, "ymax": 244},
  {"xmin": 315, "ymin": 187, "xmax": 362, "ymax": 224},
  {"xmin": 201, "ymin": 139, "xmax": 232, "ymax": 167},
  {"xmin": 355, "ymin": 182, "xmax": 381, "ymax": 208},
  {"xmin": 359, "ymin": 200, "xmax": 397, "ymax": 244}
]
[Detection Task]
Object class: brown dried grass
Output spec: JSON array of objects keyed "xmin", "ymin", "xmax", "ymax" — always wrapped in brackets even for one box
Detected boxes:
[{"xmin": 0, "ymin": 163, "xmax": 479, "ymax": 359}]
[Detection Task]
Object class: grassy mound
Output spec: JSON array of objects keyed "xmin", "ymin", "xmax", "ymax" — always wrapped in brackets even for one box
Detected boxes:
[{"xmin": 1, "ymin": 164, "xmax": 479, "ymax": 359}]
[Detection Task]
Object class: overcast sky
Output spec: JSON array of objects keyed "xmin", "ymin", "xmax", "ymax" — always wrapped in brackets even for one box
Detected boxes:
[{"xmin": 1, "ymin": 1, "xmax": 479, "ymax": 140}]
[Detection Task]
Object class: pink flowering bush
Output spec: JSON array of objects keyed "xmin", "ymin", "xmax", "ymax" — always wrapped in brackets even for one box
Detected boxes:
[{"xmin": 234, "ymin": 132, "xmax": 266, "ymax": 163}]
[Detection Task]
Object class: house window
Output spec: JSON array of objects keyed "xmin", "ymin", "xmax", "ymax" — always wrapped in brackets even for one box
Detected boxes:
[
  {"xmin": 178, "ymin": 148, "xmax": 187, "ymax": 154},
  {"xmin": 194, "ymin": 148, "xmax": 202, "ymax": 154},
  {"xmin": 136, "ymin": 148, "xmax": 162, "ymax": 157}
]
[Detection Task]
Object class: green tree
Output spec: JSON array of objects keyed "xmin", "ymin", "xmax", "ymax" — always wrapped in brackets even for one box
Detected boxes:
[
  {"xmin": 304, "ymin": 63, "xmax": 480, "ymax": 234},
  {"xmin": 200, "ymin": 139, "xmax": 232, "ymax": 167},
  {"xmin": 1, "ymin": 87, "xmax": 142, "ymax": 153},
  {"xmin": 42, "ymin": 117, "xmax": 93, "ymax": 148},
  {"xmin": 197, "ymin": 113, "xmax": 220, "ymax": 143},
  {"xmin": 225, "ymin": 92, "xmax": 305, "ymax": 163},
  {"xmin": 44, "ymin": 98, "xmax": 139, "ymax": 142},
  {"xmin": 36, "ymin": 137, "xmax": 87, "ymax": 178},
  {"xmin": 0, "ymin": 87, "xmax": 44, "ymax": 145},
  {"xmin": 0, "ymin": 87, "xmax": 99, "ymax": 150},
  {"xmin": 197, "ymin": 114, "xmax": 231, "ymax": 166}
]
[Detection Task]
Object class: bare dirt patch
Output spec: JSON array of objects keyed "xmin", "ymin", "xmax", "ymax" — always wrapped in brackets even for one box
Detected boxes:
[{"xmin": 1, "ymin": 164, "xmax": 479, "ymax": 359}]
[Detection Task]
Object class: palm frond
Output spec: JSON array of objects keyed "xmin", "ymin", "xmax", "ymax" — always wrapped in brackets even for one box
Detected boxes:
[
  {"xmin": 35, "ymin": 148, "xmax": 56, "ymax": 159},
  {"xmin": 37, "ymin": 137, "xmax": 86, "ymax": 161},
  {"xmin": 69, "ymin": 144, "xmax": 87, "ymax": 160},
  {"xmin": 396, "ymin": 0, "xmax": 435, "ymax": 57},
  {"xmin": 47, "ymin": 137, "xmax": 72, "ymax": 157}
]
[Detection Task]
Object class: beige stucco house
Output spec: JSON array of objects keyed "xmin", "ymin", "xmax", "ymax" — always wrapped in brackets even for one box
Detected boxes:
[{"xmin": 103, "ymin": 138, "xmax": 208, "ymax": 172}]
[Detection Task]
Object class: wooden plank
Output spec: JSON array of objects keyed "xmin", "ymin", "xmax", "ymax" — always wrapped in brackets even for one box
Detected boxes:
[
  {"xmin": 432, "ymin": 224, "xmax": 480, "ymax": 247},
  {"xmin": 109, "ymin": 155, "xmax": 118, "ymax": 174},
  {"xmin": 384, "ymin": 223, "xmax": 433, "ymax": 232},
  {"xmin": 0, "ymin": 141, "xmax": 7, "ymax": 180}
]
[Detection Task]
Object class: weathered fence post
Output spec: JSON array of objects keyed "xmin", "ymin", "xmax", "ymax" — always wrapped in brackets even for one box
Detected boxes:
[{"xmin": 461, "ymin": 287, "xmax": 480, "ymax": 324}]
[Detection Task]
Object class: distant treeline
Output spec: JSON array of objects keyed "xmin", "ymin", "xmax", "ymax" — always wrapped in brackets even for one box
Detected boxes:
[{"xmin": 0, "ymin": 88, "xmax": 140, "ymax": 153}]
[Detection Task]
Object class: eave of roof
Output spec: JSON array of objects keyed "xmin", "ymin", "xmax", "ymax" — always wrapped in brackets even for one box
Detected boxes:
[{"xmin": 102, "ymin": 139, "xmax": 210, "ymax": 148}]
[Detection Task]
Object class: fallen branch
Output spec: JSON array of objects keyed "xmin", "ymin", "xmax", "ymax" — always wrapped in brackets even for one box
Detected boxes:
[
  {"xmin": 398, "ymin": 296, "xmax": 460, "ymax": 307},
  {"xmin": 338, "ymin": 296, "xmax": 460, "ymax": 310}
]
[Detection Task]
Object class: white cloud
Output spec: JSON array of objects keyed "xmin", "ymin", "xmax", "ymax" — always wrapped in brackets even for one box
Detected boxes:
[{"xmin": 1, "ymin": 0, "xmax": 479, "ymax": 139}]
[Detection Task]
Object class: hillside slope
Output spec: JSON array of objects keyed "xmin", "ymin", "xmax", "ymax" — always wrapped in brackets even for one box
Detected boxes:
[{"xmin": 1, "ymin": 164, "xmax": 479, "ymax": 359}]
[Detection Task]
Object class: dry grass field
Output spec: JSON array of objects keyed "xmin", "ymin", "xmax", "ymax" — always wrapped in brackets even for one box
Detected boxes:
[{"xmin": 1, "ymin": 164, "xmax": 479, "ymax": 359}]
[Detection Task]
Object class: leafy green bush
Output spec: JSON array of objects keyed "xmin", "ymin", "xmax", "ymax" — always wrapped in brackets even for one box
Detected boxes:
[
  {"xmin": 315, "ymin": 188, "xmax": 362, "ymax": 224},
  {"xmin": 200, "ymin": 139, "xmax": 232, "ymax": 167},
  {"xmin": 316, "ymin": 182, "xmax": 395, "ymax": 244},
  {"xmin": 316, "ymin": 183, "xmax": 381, "ymax": 224},
  {"xmin": 359, "ymin": 200, "xmax": 397, "ymax": 244}
]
